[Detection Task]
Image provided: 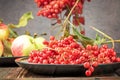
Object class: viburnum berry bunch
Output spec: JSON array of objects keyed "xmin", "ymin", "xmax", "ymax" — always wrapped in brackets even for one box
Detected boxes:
[
  {"xmin": 34, "ymin": 0, "xmax": 120, "ymax": 48},
  {"xmin": 28, "ymin": 0, "xmax": 120, "ymax": 77},
  {"xmin": 28, "ymin": 36, "xmax": 120, "ymax": 76},
  {"xmin": 35, "ymin": 0, "xmax": 90, "ymax": 19},
  {"xmin": 34, "ymin": 0, "xmax": 91, "ymax": 37}
]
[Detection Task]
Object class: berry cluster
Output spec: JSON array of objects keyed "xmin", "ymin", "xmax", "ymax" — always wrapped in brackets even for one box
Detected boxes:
[
  {"xmin": 35, "ymin": 0, "xmax": 68, "ymax": 18},
  {"xmin": 28, "ymin": 36, "xmax": 120, "ymax": 76},
  {"xmin": 34, "ymin": 0, "xmax": 91, "ymax": 25}
]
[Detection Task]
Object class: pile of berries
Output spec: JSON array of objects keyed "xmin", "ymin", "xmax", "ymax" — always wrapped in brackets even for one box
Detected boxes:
[
  {"xmin": 28, "ymin": 36, "xmax": 120, "ymax": 76},
  {"xmin": 34, "ymin": 0, "xmax": 91, "ymax": 25}
]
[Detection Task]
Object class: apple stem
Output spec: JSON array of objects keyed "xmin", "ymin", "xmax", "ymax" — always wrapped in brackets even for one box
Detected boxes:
[{"xmin": 33, "ymin": 33, "xmax": 38, "ymax": 38}]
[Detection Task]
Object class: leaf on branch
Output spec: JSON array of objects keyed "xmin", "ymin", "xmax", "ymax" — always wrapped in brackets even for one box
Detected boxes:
[
  {"xmin": 94, "ymin": 33, "xmax": 106, "ymax": 45},
  {"xmin": 72, "ymin": 27, "xmax": 94, "ymax": 47},
  {"xmin": 15, "ymin": 12, "xmax": 34, "ymax": 28}
]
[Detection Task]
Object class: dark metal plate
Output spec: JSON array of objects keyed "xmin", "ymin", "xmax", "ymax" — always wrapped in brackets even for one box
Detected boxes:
[{"xmin": 15, "ymin": 57, "xmax": 120, "ymax": 76}]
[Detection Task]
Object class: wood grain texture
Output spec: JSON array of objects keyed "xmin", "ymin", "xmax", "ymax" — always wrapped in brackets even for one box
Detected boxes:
[
  {"xmin": 0, "ymin": 67, "xmax": 22, "ymax": 78},
  {"xmin": 0, "ymin": 67, "xmax": 120, "ymax": 80}
]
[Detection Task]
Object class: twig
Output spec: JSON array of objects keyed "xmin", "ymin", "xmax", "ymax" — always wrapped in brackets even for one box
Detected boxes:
[
  {"xmin": 63, "ymin": 0, "xmax": 79, "ymax": 25},
  {"xmin": 104, "ymin": 40, "xmax": 120, "ymax": 44},
  {"xmin": 90, "ymin": 26, "xmax": 114, "ymax": 48}
]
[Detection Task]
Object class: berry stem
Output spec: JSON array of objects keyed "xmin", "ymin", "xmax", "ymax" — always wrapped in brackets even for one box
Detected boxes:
[
  {"xmin": 90, "ymin": 26, "xmax": 114, "ymax": 48},
  {"xmin": 62, "ymin": 0, "xmax": 80, "ymax": 38},
  {"xmin": 63, "ymin": 0, "xmax": 79, "ymax": 25},
  {"xmin": 103, "ymin": 40, "xmax": 120, "ymax": 43}
]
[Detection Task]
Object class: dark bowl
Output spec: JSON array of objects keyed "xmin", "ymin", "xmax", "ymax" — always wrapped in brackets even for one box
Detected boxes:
[{"xmin": 15, "ymin": 57, "xmax": 120, "ymax": 76}]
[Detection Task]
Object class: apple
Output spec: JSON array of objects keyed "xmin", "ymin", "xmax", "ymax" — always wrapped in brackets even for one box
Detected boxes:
[
  {"xmin": 34, "ymin": 37, "xmax": 46, "ymax": 50},
  {"xmin": 0, "ymin": 40, "xmax": 4, "ymax": 57},
  {"xmin": 0, "ymin": 23, "xmax": 9, "ymax": 40},
  {"xmin": 11, "ymin": 35, "xmax": 36, "ymax": 56}
]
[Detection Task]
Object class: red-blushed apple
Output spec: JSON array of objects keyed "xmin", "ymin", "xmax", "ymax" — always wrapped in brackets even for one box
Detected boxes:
[
  {"xmin": 11, "ymin": 35, "xmax": 36, "ymax": 56},
  {"xmin": 34, "ymin": 37, "xmax": 46, "ymax": 50},
  {"xmin": 0, "ymin": 22, "xmax": 9, "ymax": 40},
  {"xmin": 0, "ymin": 40, "xmax": 4, "ymax": 57}
]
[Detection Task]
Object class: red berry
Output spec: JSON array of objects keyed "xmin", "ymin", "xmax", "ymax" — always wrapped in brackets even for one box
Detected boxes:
[
  {"xmin": 83, "ymin": 62, "xmax": 90, "ymax": 69},
  {"xmin": 86, "ymin": 44, "xmax": 92, "ymax": 50},
  {"xmin": 89, "ymin": 66, "xmax": 94, "ymax": 72},
  {"xmin": 92, "ymin": 61, "xmax": 98, "ymax": 67},
  {"xmin": 50, "ymin": 36, "xmax": 55, "ymax": 40},
  {"xmin": 85, "ymin": 70, "xmax": 92, "ymax": 76}
]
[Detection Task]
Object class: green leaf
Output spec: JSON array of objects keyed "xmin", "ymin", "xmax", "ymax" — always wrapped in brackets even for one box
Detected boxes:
[
  {"xmin": 7, "ymin": 12, "xmax": 33, "ymax": 38},
  {"xmin": 94, "ymin": 34, "xmax": 106, "ymax": 45},
  {"xmin": 72, "ymin": 27, "xmax": 94, "ymax": 47},
  {"xmin": 15, "ymin": 12, "xmax": 34, "ymax": 28}
]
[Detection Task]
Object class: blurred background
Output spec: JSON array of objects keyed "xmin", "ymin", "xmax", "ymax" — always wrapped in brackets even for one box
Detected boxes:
[{"xmin": 0, "ymin": 0, "xmax": 120, "ymax": 53}]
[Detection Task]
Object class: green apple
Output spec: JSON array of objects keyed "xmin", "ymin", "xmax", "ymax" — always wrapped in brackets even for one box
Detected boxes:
[
  {"xmin": 34, "ymin": 37, "xmax": 46, "ymax": 50},
  {"xmin": 0, "ymin": 23, "xmax": 9, "ymax": 40},
  {"xmin": 11, "ymin": 35, "xmax": 36, "ymax": 56},
  {"xmin": 0, "ymin": 40, "xmax": 4, "ymax": 57}
]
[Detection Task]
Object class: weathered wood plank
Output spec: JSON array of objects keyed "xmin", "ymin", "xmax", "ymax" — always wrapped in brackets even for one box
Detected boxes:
[
  {"xmin": 18, "ymin": 69, "xmax": 51, "ymax": 78},
  {"xmin": 5, "ymin": 67, "xmax": 23, "ymax": 79},
  {"xmin": 0, "ymin": 67, "xmax": 22, "ymax": 79},
  {"xmin": 0, "ymin": 67, "xmax": 120, "ymax": 80},
  {"xmin": 0, "ymin": 68, "xmax": 11, "ymax": 78},
  {"xmin": 1, "ymin": 77, "xmax": 120, "ymax": 80}
]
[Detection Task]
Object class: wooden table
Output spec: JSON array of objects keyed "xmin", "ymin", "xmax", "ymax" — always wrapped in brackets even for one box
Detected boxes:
[{"xmin": 0, "ymin": 67, "xmax": 120, "ymax": 80}]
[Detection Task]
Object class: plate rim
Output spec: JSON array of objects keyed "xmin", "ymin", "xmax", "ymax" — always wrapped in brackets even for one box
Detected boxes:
[{"xmin": 15, "ymin": 57, "xmax": 120, "ymax": 66}]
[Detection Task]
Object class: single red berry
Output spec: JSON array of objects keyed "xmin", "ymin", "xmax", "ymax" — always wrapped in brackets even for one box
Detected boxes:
[
  {"xmin": 43, "ymin": 40, "xmax": 49, "ymax": 45},
  {"xmin": 85, "ymin": 70, "xmax": 92, "ymax": 76},
  {"xmin": 89, "ymin": 66, "xmax": 94, "ymax": 72},
  {"xmin": 83, "ymin": 62, "xmax": 90, "ymax": 69},
  {"xmin": 92, "ymin": 61, "xmax": 98, "ymax": 67},
  {"xmin": 86, "ymin": 44, "xmax": 92, "ymax": 50},
  {"xmin": 50, "ymin": 36, "xmax": 55, "ymax": 40}
]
